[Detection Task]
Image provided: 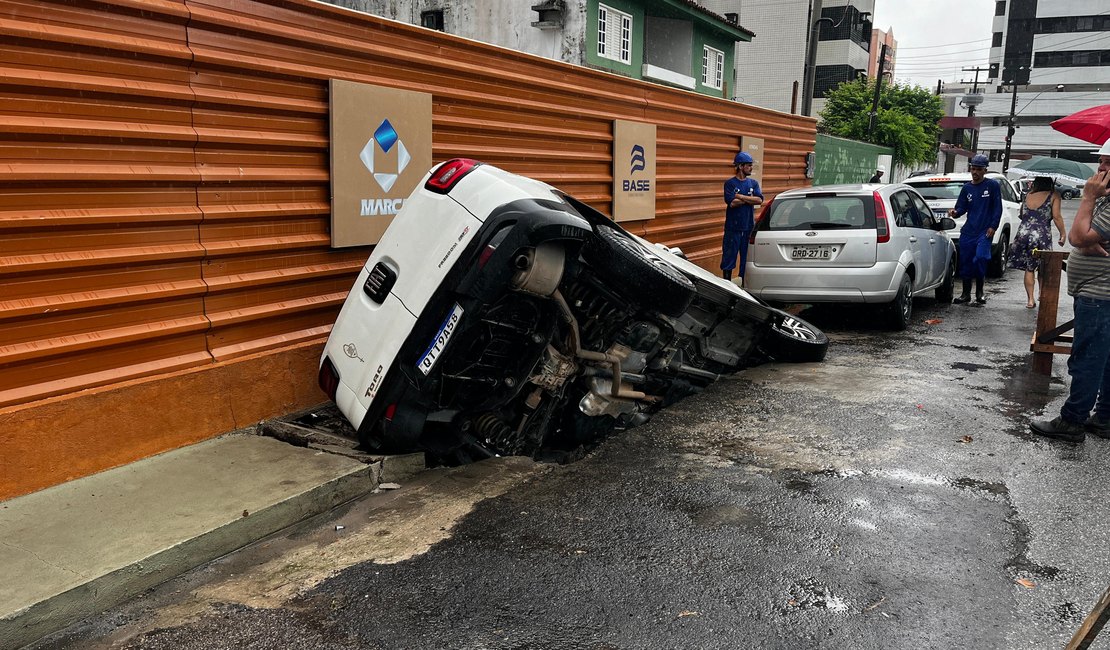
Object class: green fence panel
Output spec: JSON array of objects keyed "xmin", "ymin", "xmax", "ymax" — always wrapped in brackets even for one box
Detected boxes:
[{"xmin": 814, "ymin": 134, "xmax": 894, "ymax": 186}]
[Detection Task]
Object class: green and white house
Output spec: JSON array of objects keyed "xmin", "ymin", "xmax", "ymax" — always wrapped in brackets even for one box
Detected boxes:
[{"xmin": 335, "ymin": 0, "xmax": 755, "ymax": 100}]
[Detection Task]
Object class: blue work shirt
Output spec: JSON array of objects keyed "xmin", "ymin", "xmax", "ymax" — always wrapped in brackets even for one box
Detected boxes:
[
  {"xmin": 953, "ymin": 178, "xmax": 1002, "ymax": 239},
  {"xmin": 724, "ymin": 176, "xmax": 763, "ymax": 232}
]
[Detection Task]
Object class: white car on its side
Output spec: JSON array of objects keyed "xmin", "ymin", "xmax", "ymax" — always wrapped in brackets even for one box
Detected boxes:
[
  {"xmin": 319, "ymin": 159, "xmax": 828, "ymax": 464},
  {"xmin": 902, "ymin": 172, "xmax": 1020, "ymax": 277}
]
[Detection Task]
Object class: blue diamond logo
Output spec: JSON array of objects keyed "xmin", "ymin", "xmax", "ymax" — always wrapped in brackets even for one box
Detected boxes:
[{"xmin": 373, "ymin": 120, "xmax": 398, "ymax": 153}]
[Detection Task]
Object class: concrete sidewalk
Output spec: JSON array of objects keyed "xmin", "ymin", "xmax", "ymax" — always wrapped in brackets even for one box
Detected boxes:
[{"xmin": 0, "ymin": 432, "xmax": 420, "ymax": 649}]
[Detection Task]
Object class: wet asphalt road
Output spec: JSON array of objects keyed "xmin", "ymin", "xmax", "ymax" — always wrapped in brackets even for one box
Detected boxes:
[{"xmin": 41, "ymin": 202, "xmax": 1110, "ymax": 650}]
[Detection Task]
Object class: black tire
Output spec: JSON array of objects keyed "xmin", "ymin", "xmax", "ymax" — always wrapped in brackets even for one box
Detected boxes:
[
  {"xmin": 759, "ymin": 310, "xmax": 829, "ymax": 363},
  {"xmin": 1062, "ymin": 189, "xmax": 1076, "ymax": 200},
  {"xmin": 988, "ymin": 232, "xmax": 1009, "ymax": 278},
  {"xmin": 585, "ymin": 225, "xmax": 696, "ymax": 317},
  {"xmin": 935, "ymin": 254, "xmax": 955, "ymax": 304},
  {"xmin": 888, "ymin": 273, "xmax": 913, "ymax": 331}
]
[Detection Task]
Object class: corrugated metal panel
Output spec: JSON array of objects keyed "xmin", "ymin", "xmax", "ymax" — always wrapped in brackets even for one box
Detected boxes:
[
  {"xmin": 0, "ymin": 0, "xmax": 815, "ymax": 411},
  {"xmin": 0, "ymin": 0, "xmax": 207, "ymax": 408}
]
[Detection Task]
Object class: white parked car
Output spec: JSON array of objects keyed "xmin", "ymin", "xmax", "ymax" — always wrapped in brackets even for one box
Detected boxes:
[
  {"xmin": 744, "ymin": 183, "xmax": 957, "ymax": 330},
  {"xmin": 319, "ymin": 159, "xmax": 828, "ymax": 463},
  {"xmin": 903, "ymin": 172, "xmax": 1020, "ymax": 277}
]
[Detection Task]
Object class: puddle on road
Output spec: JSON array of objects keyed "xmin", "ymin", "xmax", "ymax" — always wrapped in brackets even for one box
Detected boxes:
[{"xmin": 951, "ymin": 361, "xmax": 991, "ymax": 372}]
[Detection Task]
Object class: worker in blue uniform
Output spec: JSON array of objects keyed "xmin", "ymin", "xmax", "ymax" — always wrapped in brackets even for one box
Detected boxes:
[
  {"xmin": 721, "ymin": 151, "xmax": 764, "ymax": 282},
  {"xmin": 948, "ymin": 154, "xmax": 1002, "ymax": 304}
]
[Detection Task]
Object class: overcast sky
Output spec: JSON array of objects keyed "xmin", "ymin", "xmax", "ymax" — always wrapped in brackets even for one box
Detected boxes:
[{"xmin": 871, "ymin": 0, "xmax": 996, "ymax": 90}]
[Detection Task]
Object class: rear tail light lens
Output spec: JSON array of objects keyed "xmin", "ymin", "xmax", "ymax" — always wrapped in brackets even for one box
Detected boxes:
[
  {"xmin": 478, "ymin": 227, "xmax": 512, "ymax": 269},
  {"xmin": 873, "ymin": 191, "xmax": 890, "ymax": 244},
  {"xmin": 318, "ymin": 357, "xmax": 340, "ymax": 401},
  {"xmin": 425, "ymin": 158, "xmax": 481, "ymax": 194},
  {"xmin": 752, "ymin": 198, "xmax": 774, "ymax": 244}
]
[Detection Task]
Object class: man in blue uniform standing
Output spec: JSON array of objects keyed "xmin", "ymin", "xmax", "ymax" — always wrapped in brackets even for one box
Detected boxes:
[
  {"xmin": 947, "ymin": 154, "xmax": 1002, "ymax": 304},
  {"xmin": 721, "ymin": 151, "xmax": 764, "ymax": 282}
]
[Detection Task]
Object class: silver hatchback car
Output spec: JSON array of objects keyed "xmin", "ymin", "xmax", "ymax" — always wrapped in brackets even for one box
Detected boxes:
[{"xmin": 744, "ymin": 184, "xmax": 957, "ymax": 330}]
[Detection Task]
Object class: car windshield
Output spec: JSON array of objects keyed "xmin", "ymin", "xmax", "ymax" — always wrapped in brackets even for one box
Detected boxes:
[
  {"xmin": 766, "ymin": 196, "xmax": 872, "ymax": 230},
  {"xmin": 906, "ymin": 181, "xmax": 965, "ymax": 201}
]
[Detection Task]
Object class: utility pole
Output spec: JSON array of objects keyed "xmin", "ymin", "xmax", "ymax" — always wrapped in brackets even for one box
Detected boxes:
[
  {"xmin": 960, "ymin": 66, "xmax": 989, "ymax": 153},
  {"xmin": 959, "ymin": 66, "xmax": 990, "ymax": 117},
  {"xmin": 801, "ymin": 0, "xmax": 824, "ymax": 117},
  {"xmin": 867, "ymin": 42, "xmax": 888, "ymax": 137},
  {"xmin": 1002, "ymin": 80, "xmax": 1019, "ymax": 173}
]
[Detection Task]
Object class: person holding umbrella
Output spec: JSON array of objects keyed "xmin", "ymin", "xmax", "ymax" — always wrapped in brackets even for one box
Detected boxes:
[
  {"xmin": 948, "ymin": 154, "xmax": 1002, "ymax": 305},
  {"xmin": 1031, "ymin": 140, "xmax": 1110, "ymax": 442}
]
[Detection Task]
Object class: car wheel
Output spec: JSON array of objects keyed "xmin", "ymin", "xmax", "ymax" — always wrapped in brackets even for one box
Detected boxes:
[
  {"xmin": 1062, "ymin": 189, "xmax": 1076, "ymax": 200},
  {"xmin": 584, "ymin": 225, "xmax": 696, "ymax": 317},
  {"xmin": 935, "ymin": 255, "xmax": 955, "ymax": 304},
  {"xmin": 888, "ymin": 274, "xmax": 913, "ymax": 331},
  {"xmin": 758, "ymin": 309, "xmax": 829, "ymax": 363},
  {"xmin": 988, "ymin": 233, "xmax": 1009, "ymax": 278}
]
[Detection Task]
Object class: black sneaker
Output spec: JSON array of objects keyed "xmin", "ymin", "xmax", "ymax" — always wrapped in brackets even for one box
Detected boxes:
[
  {"xmin": 953, "ymin": 295, "xmax": 971, "ymax": 304},
  {"xmin": 1085, "ymin": 416, "xmax": 1110, "ymax": 439},
  {"xmin": 1030, "ymin": 416, "xmax": 1086, "ymax": 443},
  {"xmin": 975, "ymin": 296, "xmax": 987, "ymax": 304}
]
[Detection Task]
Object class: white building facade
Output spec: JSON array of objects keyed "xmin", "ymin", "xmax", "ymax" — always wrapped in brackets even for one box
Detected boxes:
[
  {"xmin": 698, "ymin": 0, "xmax": 874, "ymax": 115},
  {"xmin": 971, "ymin": 0, "xmax": 1110, "ymax": 164}
]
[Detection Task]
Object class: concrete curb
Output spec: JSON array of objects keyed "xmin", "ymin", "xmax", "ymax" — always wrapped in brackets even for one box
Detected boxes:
[{"xmin": 0, "ymin": 434, "xmax": 381, "ymax": 649}]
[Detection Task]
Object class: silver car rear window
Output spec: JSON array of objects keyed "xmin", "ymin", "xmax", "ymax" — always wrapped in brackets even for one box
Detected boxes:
[
  {"xmin": 905, "ymin": 181, "xmax": 965, "ymax": 201},
  {"xmin": 766, "ymin": 196, "xmax": 873, "ymax": 231}
]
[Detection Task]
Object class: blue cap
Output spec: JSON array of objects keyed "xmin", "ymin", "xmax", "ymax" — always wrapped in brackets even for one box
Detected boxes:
[
  {"xmin": 734, "ymin": 152, "xmax": 754, "ymax": 166},
  {"xmin": 970, "ymin": 154, "xmax": 989, "ymax": 168}
]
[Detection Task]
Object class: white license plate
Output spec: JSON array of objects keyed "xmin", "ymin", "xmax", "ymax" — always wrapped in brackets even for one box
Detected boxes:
[
  {"xmin": 933, "ymin": 209, "xmax": 948, "ymax": 217},
  {"xmin": 791, "ymin": 245, "xmax": 833, "ymax": 260}
]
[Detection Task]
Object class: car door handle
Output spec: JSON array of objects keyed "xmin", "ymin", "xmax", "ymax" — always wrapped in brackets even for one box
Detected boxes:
[
  {"xmin": 908, "ymin": 236, "xmax": 918, "ymax": 243},
  {"xmin": 929, "ymin": 239, "xmax": 936, "ymax": 244}
]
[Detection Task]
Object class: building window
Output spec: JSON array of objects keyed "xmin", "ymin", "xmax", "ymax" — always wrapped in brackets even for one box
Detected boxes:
[
  {"xmin": 1034, "ymin": 49, "xmax": 1110, "ymax": 68},
  {"xmin": 992, "ymin": 32, "xmax": 1003, "ymax": 47},
  {"xmin": 598, "ymin": 3, "xmax": 632, "ymax": 64},
  {"xmin": 995, "ymin": 1, "xmax": 1006, "ymax": 16},
  {"xmin": 421, "ymin": 10, "xmax": 444, "ymax": 31},
  {"xmin": 702, "ymin": 45, "xmax": 724, "ymax": 89}
]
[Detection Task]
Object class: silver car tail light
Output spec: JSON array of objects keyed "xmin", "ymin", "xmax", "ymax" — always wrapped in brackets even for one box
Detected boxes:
[{"xmin": 873, "ymin": 191, "xmax": 890, "ymax": 244}]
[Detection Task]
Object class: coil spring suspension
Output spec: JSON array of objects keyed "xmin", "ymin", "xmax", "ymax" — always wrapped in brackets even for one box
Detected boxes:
[
  {"xmin": 474, "ymin": 412, "xmax": 518, "ymax": 455},
  {"xmin": 563, "ymin": 282, "xmax": 624, "ymax": 350}
]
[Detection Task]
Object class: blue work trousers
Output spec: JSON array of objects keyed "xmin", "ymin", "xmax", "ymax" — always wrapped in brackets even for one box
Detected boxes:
[
  {"xmin": 721, "ymin": 230, "xmax": 751, "ymax": 275},
  {"xmin": 1061, "ymin": 295, "xmax": 1110, "ymax": 423}
]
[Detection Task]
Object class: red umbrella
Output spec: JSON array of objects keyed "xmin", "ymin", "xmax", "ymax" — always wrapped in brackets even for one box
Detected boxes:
[{"xmin": 1050, "ymin": 104, "xmax": 1110, "ymax": 145}]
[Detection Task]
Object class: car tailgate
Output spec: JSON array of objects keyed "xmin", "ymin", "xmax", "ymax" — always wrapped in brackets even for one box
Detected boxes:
[{"xmin": 751, "ymin": 228, "xmax": 877, "ymax": 268}]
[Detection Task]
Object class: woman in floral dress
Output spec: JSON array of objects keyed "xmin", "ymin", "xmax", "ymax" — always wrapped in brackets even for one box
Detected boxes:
[{"xmin": 1009, "ymin": 176, "xmax": 1066, "ymax": 308}]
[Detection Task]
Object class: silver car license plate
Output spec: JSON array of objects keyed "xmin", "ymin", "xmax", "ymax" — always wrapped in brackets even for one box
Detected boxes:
[{"xmin": 791, "ymin": 245, "xmax": 832, "ymax": 260}]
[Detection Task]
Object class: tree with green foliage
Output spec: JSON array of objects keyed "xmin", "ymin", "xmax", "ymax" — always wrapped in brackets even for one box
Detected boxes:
[{"xmin": 818, "ymin": 77, "xmax": 944, "ymax": 167}]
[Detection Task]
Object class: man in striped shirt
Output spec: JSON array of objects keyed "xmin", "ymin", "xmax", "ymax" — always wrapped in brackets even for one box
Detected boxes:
[{"xmin": 1031, "ymin": 143, "xmax": 1110, "ymax": 442}]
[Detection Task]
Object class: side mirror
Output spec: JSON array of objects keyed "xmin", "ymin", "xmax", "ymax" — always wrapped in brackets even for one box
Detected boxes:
[{"xmin": 938, "ymin": 217, "xmax": 957, "ymax": 231}]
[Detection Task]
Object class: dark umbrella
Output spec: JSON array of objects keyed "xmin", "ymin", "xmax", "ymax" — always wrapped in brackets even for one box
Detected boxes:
[
  {"xmin": 1012, "ymin": 155, "xmax": 1094, "ymax": 181},
  {"xmin": 1050, "ymin": 104, "xmax": 1110, "ymax": 145}
]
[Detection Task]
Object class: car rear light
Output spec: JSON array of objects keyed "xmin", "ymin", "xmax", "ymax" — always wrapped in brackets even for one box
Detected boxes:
[
  {"xmin": 873, "ymin": 191, "xmax": 890, "ymax": 244},
  {"xmin": 363, "ymin": 262, "xmax": 397, "ymax": 304},
  {"xmin": 384, "ymin": 403, "xmax": 397, "ymax": 421},
  {"xmin": 478, "ymin": 226, "xmax": 512, "ymax": 269},
  {"xmin": 425, "ymin": 158, "xmax": 481, "ymax": 194},
  {"xmin": 752, "ymin": 198, "xmax": 774, "ymax": 244},
  {"xmin": 318, "ymin": 357, "xmax": 340, "ymax": 401}
]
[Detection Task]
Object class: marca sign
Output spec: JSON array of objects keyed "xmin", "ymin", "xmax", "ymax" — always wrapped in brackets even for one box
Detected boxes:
[
  {"xmin": 330, "ymin": 80, "xmax": 432, "ymax": 247},
  {"xmin": 612, "ymin": 119, "xmax": 657, "ymax": 222}
]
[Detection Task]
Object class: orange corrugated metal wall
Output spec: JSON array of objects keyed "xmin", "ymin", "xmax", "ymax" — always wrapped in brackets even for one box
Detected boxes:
[{"xmin": 0, "ymin": 0, "xmax": 814, "ymax": 496}]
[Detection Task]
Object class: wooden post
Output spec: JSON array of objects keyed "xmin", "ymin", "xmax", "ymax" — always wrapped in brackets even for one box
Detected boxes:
[
  {"xmin": 1067, "ymin": 585, "xmax": 1110, "ymax": 650},
  {"xmin": 1031, "ymin": 250, "xmax": 1068, "ymax": 375}
]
